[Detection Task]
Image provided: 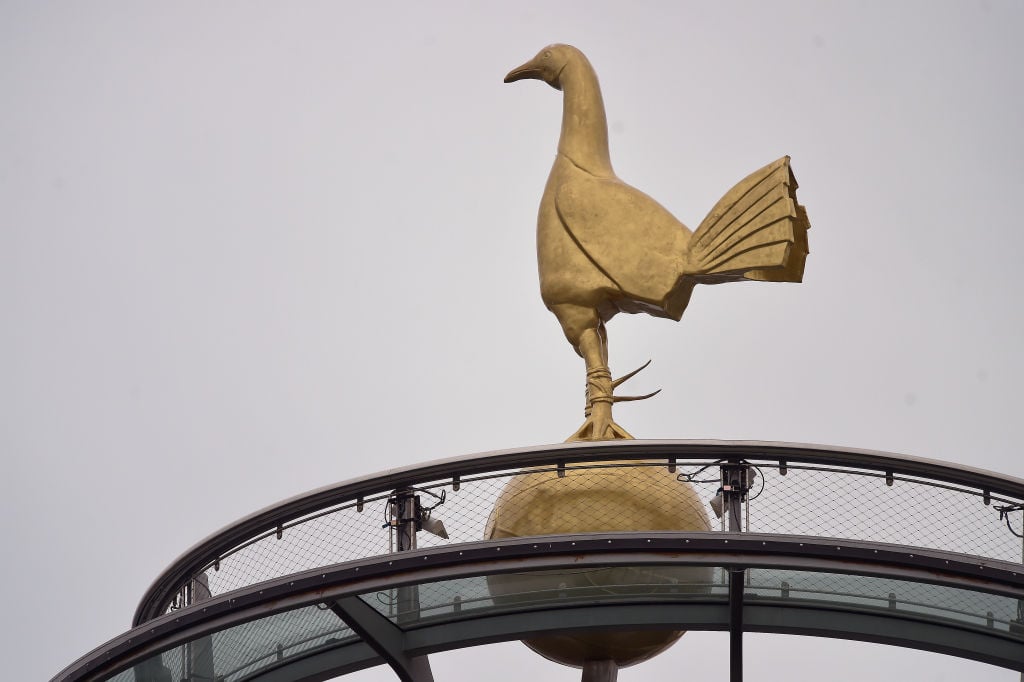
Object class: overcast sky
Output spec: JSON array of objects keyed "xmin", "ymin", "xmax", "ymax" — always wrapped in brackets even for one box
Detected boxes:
[{"xmin": 4, "ymin": 2, "xmax": 1024, "ymax": 680}]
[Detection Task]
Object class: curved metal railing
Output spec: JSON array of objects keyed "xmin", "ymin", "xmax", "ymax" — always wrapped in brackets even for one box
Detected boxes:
[
  {"xmin": 135, "ymin": 440, "xmax": 1024, "ymax": 626},
  {"xmin": 62, "ymin": 533, "xmax": 1024, "ymax": 681}
]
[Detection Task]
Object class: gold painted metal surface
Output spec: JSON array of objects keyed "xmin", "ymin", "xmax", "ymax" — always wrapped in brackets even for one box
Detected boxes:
[
  {"xmin": 485, "ymin": 463, "xmax": 712, "ymax": 668},
  {"xmin": 505, "ymin": 44, "xmax": 810, "ymax": 442}
]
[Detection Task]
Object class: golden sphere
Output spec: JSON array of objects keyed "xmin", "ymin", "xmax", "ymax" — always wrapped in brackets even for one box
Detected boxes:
[{"xmin": 484, "ymin": 462, "xmax": 712, "ymax": 668}]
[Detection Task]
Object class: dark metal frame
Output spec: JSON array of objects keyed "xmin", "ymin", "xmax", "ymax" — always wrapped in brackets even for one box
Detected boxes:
[
  {"xmin": 56, "ymin": 532, "xmax": 1024, "ymax": 682},
  {"xmin": 720, "ymin": 460, "xmax": 755, "ymax": 681},
  {"xmin": 133, "ymin": 440, "xmax": 1024, "ymax": 626},
  {"xmin": 331, "ymin": 596, "xmax": 433, "ymax": 682}
]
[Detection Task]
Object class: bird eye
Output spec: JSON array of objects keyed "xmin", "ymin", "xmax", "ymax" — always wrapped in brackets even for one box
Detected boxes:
[{"xmin": 543, "ymin": 51, "xmax": 552, "ymax": 59}]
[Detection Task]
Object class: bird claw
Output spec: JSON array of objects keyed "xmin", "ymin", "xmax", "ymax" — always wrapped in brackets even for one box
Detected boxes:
[
  {"xmin": 613, "ymin": 388, "xmax": 661, "ymax": 403},
  {"xmin": 611, "ymin": 360, "xmax": 652, "ymax": 389},
  {"xmin": 566, "ymin": 413, "xmax": 634, "ymax": 442},
  {"xmin": 605, "ymin": 361, "xmax": 661, "ymax": 404}
]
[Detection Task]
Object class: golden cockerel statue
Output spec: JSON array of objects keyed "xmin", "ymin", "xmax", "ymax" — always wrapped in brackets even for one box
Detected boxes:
[{"xmin": 505, "ymin": 44, "xmax": 810, "ymax": 441}]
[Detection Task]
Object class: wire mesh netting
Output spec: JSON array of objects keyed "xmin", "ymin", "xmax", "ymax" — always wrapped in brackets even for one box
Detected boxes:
[{"xmin": 162, "ymin": 459, "xmax": 1024, "ymax": 616}]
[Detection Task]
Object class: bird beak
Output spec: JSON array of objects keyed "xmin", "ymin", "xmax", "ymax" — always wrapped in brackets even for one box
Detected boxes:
[{"xmin": 504, "ymin": 58, "xmax": 542, "ymax": 83}]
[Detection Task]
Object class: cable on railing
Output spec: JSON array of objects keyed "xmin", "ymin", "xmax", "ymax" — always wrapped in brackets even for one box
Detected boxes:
[{"xmin": 996, "ymin": 503, "xmax": 1024, "ymax": 539}]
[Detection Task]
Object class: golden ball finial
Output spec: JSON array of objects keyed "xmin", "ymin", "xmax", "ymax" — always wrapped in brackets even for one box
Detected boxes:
[{"xmin": 485, "ymin": 461, "xmax": 712, "ymax": 668}]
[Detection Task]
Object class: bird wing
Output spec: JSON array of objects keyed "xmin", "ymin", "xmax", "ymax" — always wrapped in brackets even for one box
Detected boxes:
[{"xmin": 554, "ymin": 174, "xmax": 690, "ymax": 307}]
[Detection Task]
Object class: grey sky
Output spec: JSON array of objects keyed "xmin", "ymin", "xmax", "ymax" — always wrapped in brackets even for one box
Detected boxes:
[{"xmin": 3, "ymin": 1, "xmax": 1023, "ymax": 680}]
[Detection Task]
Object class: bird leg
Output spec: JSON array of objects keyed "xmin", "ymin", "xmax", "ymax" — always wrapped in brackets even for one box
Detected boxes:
[{"xmin": 567, "ymin": 327, "xmax": 635, "ymax": 442}]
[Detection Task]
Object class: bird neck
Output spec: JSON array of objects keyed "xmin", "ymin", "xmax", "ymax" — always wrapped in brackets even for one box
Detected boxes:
[{"xmin": 557, "ymin": 54, "xmax": 614, "ymax": 176}]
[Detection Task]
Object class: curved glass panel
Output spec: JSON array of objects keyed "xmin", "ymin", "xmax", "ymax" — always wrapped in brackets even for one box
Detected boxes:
[
  {"xmin": 745, "ymin": 568, "xmax": 1023, "ymax": 636},
  {"xmin": 96, "ymin": 562, "xmax": 1024, "ymax": 681},
  {"xmin": 361, "ymin": 566, "xmax": 726, "ymax": 627},
  {"xmin": 107, "ymin": 606, "xmax": 356, "ymax": 682},
  {"xmin": 355, "ymin": 565, "xmax": 1024, "ymax": 638}
]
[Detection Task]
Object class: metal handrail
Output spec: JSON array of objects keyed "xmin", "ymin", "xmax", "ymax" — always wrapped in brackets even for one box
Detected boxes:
[
  {"xmin": 62, "ymin": 533, "xmax": 1024, "ymax": 682},
  {"xmin": 134, "ymin": 440, "xmax": 1024, "ymax": 625}
]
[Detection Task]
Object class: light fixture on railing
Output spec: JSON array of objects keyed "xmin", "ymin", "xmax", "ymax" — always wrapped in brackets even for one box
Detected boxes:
[
  {"xmin": 421, "ymin": 510, "xmax": 449, "ymax": 539},
  {"xmin": 710, "ymin": 491, "xmax": 725, "ymax": 519}
]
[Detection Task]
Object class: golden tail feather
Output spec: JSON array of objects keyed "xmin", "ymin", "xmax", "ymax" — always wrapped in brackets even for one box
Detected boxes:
[{"xmin": 685, "ymin": 156, "xmax": 810, "ymax": 283}]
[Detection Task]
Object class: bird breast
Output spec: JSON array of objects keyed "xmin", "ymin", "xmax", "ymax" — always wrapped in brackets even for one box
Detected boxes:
[{"xmin": 537, "ymin": 156, "xmax": 620, "ymax": 310}]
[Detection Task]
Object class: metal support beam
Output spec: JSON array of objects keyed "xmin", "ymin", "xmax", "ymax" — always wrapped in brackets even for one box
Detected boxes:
[
  {"xmin": 728, "ymin": 568, "xmax": 745, "ymax": 682},
  {"xmin": 331, "ymin": 596, "xmax": 434, "ymax": 682},
  {"xmin": 721, "ymin": 461, "xmax": 750, "ymax": 682}
]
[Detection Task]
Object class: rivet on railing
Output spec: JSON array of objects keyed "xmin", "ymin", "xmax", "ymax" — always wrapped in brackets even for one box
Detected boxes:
[
  {"xmin": 453, "ymin": 475, "xmax": 461, "ymax": 492},
  {"xmin": 779, "ymin": 459, "xmax": 788, "ymax": 476},
  {"xmin": 888, "ymin": 592, "xmax": 897, "ymax": 609},
  {"xmin": 454, "ymin": 595, "xmax": 462, "ymax": 613},
  {"xmin": 557, "ymin": 461, "xmax": 565, "ymax": 478},
  {"xmin": 357, "ymin": 497, "xmax": 364, "ymax": 513},
  {"xmin": 987, "ymin": 611, "xmax": 995, "ymax": 628},
  {"xmin": 668, "ymin": 458, "xmax": 677, "ymax": 473},
  {"xmin": 214, "ymin": 558, "xmax": 220, "ymax": 572},
  {"xmin": 276, "ymin": 525, "xmax": 283, "ymax": 540},
  {"xmin": 885, "ymin": 471, "xmax": 894, "ymax": 487},
  {"xmin": 781, "ymin": 581, "xmax": 790, "ymax": 599},
  {"xmin": 983, "ymin": 490, "xmax": 991, "ymax": 506}
]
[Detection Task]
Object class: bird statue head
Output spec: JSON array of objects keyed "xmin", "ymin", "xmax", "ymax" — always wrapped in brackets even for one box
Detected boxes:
[{"xmin": 504, "ymin": 44, "xmax": 581, "ymax": 91}]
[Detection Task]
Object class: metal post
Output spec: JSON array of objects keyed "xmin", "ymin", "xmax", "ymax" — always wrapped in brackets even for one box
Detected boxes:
[
  {"xmin": 134, "ymin": 575, "xmax": 215, "ymax": 681},
  {"xmin": 720, "ymin": 462, "xmax": 751, "ymax": 682},
  {"xmin": 728, "ymin": 491, "xmax": 742, "ymax": 533},
  {"xmin": 393, "ymin": 489, "xmax": 420, "ymax": 625},
  {"xmin": 728, "ymin": 567, "xmax": 745, "ymax": 682},
  {"xmin": 581, "ymin": 659, "xmax": 618, "ymax": 682},
  {"xmin": 187, "ymin": 574, "xmax": 215, "ymax": 681}
]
